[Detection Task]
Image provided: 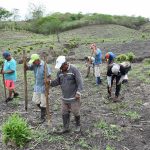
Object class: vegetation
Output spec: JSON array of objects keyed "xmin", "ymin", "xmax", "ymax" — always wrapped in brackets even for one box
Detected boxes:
[
  {"xmin": 116, "ymin": 52, "xmax": 135, "ymax": 62},
  {"xmin": 2, "ymin": 113, "xmax": 32, "ymax": 147},
  {"xmin": 0, "ymin": 10, "xmax": 149, "ymax": 34}
]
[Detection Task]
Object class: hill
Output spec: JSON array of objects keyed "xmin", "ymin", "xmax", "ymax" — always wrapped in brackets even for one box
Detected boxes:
[{"xmin": 0, "ymin": 24, "xmax": 150, "ymax": 150}]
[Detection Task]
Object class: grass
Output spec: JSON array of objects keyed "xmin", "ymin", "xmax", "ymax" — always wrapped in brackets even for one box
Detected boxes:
[
  {"xmin": 95, "ymin": 120, "xmax": 122, "ymax": 140},
  {"xmin": 121, "ymin": 111, "xmax": 140, "ymax": 120}
]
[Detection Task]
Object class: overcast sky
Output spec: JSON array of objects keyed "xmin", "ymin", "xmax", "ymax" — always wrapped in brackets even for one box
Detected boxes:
[{"xmin": 0, "ymin": 0, "xmax": 150, "ymax": 20}]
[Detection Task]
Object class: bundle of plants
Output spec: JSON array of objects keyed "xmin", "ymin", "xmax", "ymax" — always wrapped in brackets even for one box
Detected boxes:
[{"xmin": 2, "ymin": 113, "xmax": 32, "ymax": 148}]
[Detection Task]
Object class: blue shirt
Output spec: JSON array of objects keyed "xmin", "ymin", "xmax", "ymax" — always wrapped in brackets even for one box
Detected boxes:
[
  {"xmin": 94, "ymin": 49, "xmax": 102, "ymax": 65},
  {"xmin": 4, "ymin": 58, "xmax": 17, "ymax": 81},
  {"xmin": 28, "ymin": 61, "xmax": 51, "ymax": 93},
  {"xmin": 108, "ymin": 52, "xmax": 116, "ymax": 61}
]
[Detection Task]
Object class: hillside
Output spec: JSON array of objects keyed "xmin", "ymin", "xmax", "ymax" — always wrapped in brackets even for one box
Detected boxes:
[{"xmin": 0, "ymin": 24, "xmax": 150, "ymax": 150}]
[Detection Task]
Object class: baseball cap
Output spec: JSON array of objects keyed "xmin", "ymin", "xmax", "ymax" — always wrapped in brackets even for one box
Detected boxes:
[
  {"xmin": 28, "ymin": 54, "xmax": 40, "ymax": 64},
  {"xmin": 3, "ymin": 51, "xmax": 10, "ymax": 58},
  {"xmin": 111, "ymin": 64, "xmax": 120, "ymax": 75},
  {"xmin": 105, "ymin": 53, "xmax": 110, "ymax": 59},
  {"xmin": 55, "ymin": 56, "xmax": 66, "ymax": 69}
]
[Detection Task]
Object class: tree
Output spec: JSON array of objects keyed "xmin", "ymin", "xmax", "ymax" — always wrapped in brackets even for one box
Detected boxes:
[
  {"xmin": 11, "ymin": 9, "xmax": 20, "ymax": 21},
  {"xmin": 0, "ymin": 7, "xmax": 12, "ymax": 20},
  {"xmin": 27, "ymin": 3, "xmax": 45, "ymax": 20}
]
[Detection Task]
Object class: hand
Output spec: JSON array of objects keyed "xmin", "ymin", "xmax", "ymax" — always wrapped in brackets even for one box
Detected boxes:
[
  {"xmin": 24, "ymin": 63, "xmax": 28, "ymax": 70},
  {"xmin": 0, "ymin": 70, "xmax": 5, "ymax": 74},
  {"xmin": 108, "ymin": 87, "xmax": 112, "ymax": 93},
  {"xmin": 44, "ymin": 78, "xmax": 51, "ymax": 85},
  {"xmin": 75, "ymin": 93, "xmax": 81, "ymax": 100}
]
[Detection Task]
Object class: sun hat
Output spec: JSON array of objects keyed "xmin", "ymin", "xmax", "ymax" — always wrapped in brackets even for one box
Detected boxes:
[
  {"xmin": 55, "ymin": 56, "xmax": 66, "ymax": 69},
  {"xmin": 28, "ymin": 54, "xmax": 40, "ymax": 64}
]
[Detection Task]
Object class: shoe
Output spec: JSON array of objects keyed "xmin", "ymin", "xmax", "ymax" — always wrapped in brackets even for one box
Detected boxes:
[
  {"xmin": 122, "ymin": 80, "xmax": 128, "ymax": 84},
  {"xmin": 75, "ymin": 116, "xmax": 81, "ymax": 133},
  {"xmin": 113, "ymin": 96, "xmax": 120, "ymax": 103},
  {"xmin": 5, "ymin": 97, "xmax": 13, "ymax": 103},
  {"xmin": 14, "ymin": 92, "xmax": 19, "ymax": 98}
]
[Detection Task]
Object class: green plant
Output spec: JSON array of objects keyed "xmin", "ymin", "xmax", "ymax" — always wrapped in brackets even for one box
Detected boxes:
[
  {"xmin": 106, "ymin": 145, "xmax": 116, "ymax": 150},
  {"xmin": 122, "ymin": 111, "xmax": 140, "ymax": 120},
  {"xmin": 29, "ymin": 47, "xmax": 33, "ymax": 50},
  {"xmin": 126, "ymin": 52, "xmax": 135, "ymax": 62},
  {"xmin": 63, "ymin": 48, "xmax": 69, "ymax": 54},
  {"xmin": 95, "ymin": 120, "xmax": 122, "ymax": 140},
  {"xmin": 116, "ymin": 54, "xmax": 128, "ymax": 62},
  {"xmin": 78, "ymin": 138, "xmax": 90, "ymax": 149},
  {"xmin": 2, "ymin": 113, "xmax": 32, "ymax": 147}
]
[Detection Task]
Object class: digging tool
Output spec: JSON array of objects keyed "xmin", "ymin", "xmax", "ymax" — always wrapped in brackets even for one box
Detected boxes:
[
  {"xmin": 1, "ymin": 63, "xmax": 7, "ymax": 99},
  {"xmin": 43, "ymin": 52, "xmax": 51, "ymax": 126},
  {"xmin": 23, "ymin": 50, "xmax": 28, "ymax": 111}
]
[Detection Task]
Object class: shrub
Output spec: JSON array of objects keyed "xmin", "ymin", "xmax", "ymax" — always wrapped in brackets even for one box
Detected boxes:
[
  {"xmin": 63, "ymin": 48, "xmax": 69, "ymax": 54},
  {"xmin": 116, "ymin": 52, "xmax": 135, "ymax": 62},
  {"xmin": 126, "ymin": 52, "xmax": 135, "ymax": 62},
  {"xmin": 0, "ymin": 59, "xmax": 4, "ymax": 66},
  {"xmin": 2, "ymin": 113, "xmax": 32, "ymax": 148},
  {"xmin": 116, "ymin": 54, "xmax": 128, "ymax": 62},
  {"xmin": 29, "ymin": 47, "xmax": 33, "ymax": 50}
]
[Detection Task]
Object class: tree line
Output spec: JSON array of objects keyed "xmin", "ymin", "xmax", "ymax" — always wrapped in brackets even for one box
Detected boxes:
[{"xmin": 0, "ymin": 7, "xmax": 149, "ymax": 35}]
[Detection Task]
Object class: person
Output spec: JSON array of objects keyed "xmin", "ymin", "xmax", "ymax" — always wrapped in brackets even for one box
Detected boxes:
[
  {"xmin": 26, "ymin": 54, "xmax": 51, "ymax": 123},
  {"xmin": 90, "ymin": 43, "xmax": 102, "ymax": 85},
  {"xmin": 107, "ymin": 62, "xmax": 131, "ymax": 102},
  {"xmin": 0, "ymin": 51, "xmax": 19, "ymax": 102},
  {"xmin": 48, "ymin": 56, "xmax": 83, "ymax": 133},
  {"xmin": 105, "ymin": 52, "xmax": 116, "ymax": 65},
  {"xmin": 84, "ymin": 56, "xmax": 95, "ymax": 77}
]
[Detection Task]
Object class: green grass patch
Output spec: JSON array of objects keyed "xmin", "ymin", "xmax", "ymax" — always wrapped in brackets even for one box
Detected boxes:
[{"xmin": 95, "ymin": 120, "xmax": 122, "ymax": 140}]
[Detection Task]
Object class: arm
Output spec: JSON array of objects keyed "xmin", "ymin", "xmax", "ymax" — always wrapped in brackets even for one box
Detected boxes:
[
  {"xmin": 107, "ymin": 76, "xmax": 112, "ymax": 87},
  {"xmin": 50, "ymin": 72, "xmax": 60, "ymax": 87},
  {"xmin": 74, "ymin": 67, "xmax": 83, "ymax": 99},
  {"xmin": 1, "ymin": 61, "xmax": 16, "ymax": 74}
]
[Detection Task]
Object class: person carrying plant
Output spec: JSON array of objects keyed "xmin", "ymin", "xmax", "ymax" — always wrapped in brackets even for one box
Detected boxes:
[
  {"xmin": 107, "ymin": 62, "xmax": 131, "ymax": 102},
  {"xmin": 46, "ymin": 56, "xmax": 83, "ymax": 133},
  {"xmin": 84, "ymin": 56, "xmax": 95, "ymax": 78},
  {"xmin": 90, "ymin": 43, "xmax": 102, "ymax": 85},
  {"xmin": 0, "ymin": 51, "xmax": 19, "ymax": 102},
  {"xmin": 26, "ymin": 54, "xmax": 51, "ymax": 123}
]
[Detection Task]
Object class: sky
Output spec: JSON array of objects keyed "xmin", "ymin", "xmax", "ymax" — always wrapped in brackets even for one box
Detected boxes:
[{"xmin": 0, "ymin": 0, "xmax": 150, "ymax": 20}]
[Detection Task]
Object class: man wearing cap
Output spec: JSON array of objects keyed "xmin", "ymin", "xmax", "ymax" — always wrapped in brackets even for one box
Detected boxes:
[
  {"xmin": 49, "ymin": 56, "xmax": 83, "ymax": 133},
  {"xmin": 105, "ymin": 52, "xmax": 116, "ymax": 65},
  {"xmin": 90, "ymin": 43, "xmax": 102, "ymax": 85},
  {"xmin": 107, "ymin": 63, "xmax": 130, "ymax": 102},
  {"xmin": 0, "ymin": 51, "xmax": 19, "ymax": 102},
  {"xmin": 26, "ymin": 54, "xmax": 51, "ymax": 123}
]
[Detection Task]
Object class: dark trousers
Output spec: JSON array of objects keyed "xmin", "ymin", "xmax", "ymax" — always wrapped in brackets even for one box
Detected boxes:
[{"xmin": 111, "ymin": 75, "xmax": 121, "ymax": 97}]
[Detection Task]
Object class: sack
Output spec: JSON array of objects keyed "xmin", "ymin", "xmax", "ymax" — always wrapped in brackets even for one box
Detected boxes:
[{"xmin": 120, "ymin": 61, "xmax": 131, "ymax": 73}]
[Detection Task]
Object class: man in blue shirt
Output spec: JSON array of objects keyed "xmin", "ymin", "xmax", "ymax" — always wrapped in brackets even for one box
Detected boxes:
[
  {"xmin": 105, "ymin": 52, "xmax": 116, "ymax": 65},
  {"xmin": 90, "ymin": 43, "xmax": 102, "ymax": 85},
  {"xmin": 26, "ymin": 54, "xmax": 51, "ymax": 123},
  {"xmin": 0, "ymin": 51, "xmax": 19, "ymax": 102}
]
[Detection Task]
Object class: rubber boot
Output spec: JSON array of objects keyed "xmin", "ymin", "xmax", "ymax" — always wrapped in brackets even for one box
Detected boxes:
[
  {"xmin": 96, "ymin": 77, "xmax": 101, "ymax": 85},
  {"xmin": 75, "ymin": 116, "xmax": 81, "ymax": 133},
  {"xmin": 40, "ymin": 107, "xmax": 46, "ymax": 123},
  {"xmin": 61, "ymin": 113, "xmax": 70, "ymax": 133},
  {"xmin": 13, "ymin": 92, "xmax": 19, "ymax": 98},
  {"xmin": 37, "ymin": 104, "xmax": 41, "ymax": 109}
]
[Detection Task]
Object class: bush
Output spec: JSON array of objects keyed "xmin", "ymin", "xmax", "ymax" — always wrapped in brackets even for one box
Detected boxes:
[
  {"xmin": 126, "ymin": 52, "xmax": 135, "ymax": 62},
  {"xmin": 116, "ymin": 54, "xmax": 128, "ymax": 62},
  {"xmin": 116, "ymin": 52, "xmax": 135, "ymax": 62},
  {"xmin": 2, "ymin": 113, "xmax": 32, "ymax": 148}
]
